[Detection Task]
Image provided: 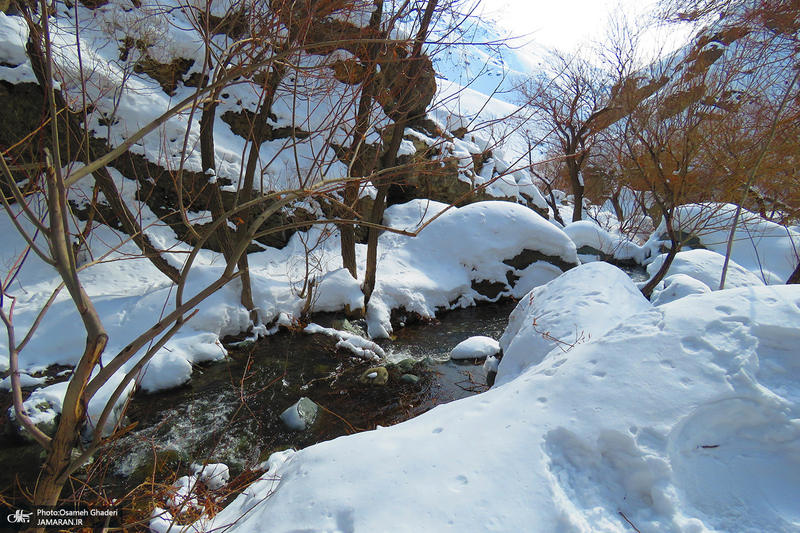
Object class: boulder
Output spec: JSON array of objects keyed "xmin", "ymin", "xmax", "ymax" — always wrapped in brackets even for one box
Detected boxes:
[
  {"xmin": 280, "ymin": 397, "xmax": 319, "ymax": 431},
  {"xmin": 358, "ymin": 367, "xmax": 389, "ymax": 386}
]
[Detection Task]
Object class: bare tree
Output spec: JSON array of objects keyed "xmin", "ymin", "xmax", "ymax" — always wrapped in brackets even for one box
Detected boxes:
[{"xmin": 517, "ymin": 50, "xmax": 613, "ymax": 222}]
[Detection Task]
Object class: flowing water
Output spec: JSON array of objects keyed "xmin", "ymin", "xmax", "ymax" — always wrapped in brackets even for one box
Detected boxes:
[{"xmin": 0, "ymin": 302, "xmax": 516, "ymax": 499}]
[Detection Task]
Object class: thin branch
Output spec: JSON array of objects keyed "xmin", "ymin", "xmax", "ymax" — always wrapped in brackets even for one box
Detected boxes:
[
  {"xmin": 0, "ymin": 306, "xmax": 52, "ymax": 447},
  {"xmin": 720, "ymin": 67, "xmax": 800, "ymax": 289},
  {"xmin": 57, "ymin": 309, "xmax": 198, "ymax": 484}
]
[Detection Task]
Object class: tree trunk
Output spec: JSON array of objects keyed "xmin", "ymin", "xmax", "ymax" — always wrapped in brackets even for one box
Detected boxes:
[
  {"xmin": 610, "ymin": 187, "xmax": 625, "ymax": 223},
  {"xmin": 362, "ymin": 0, "xmax": 438, "ymax": 303},
  {"xmin": 200, "ymin": 93, "xmax": 236, "ymax": 261},
  {"xmin": 787, "ymin": 261, "xmax": 800, "ymax": 284},
  {"xmin": 338, "ymin": 0, "xmax": 384, "ymax": 280},
  {"xmin": 33, "ymin": 158, "xmax": 109, "ymax": 513},
  {"xmin": 235, "ymin": 65, "xmax": 286, "ymax": 321},
  {"xmin": 641, "ymin": 213, "xmax": 680, "ymax": 299},
  {"xmin": 566, "ymin": 157, "xmax": 584, "ymax": 222}
]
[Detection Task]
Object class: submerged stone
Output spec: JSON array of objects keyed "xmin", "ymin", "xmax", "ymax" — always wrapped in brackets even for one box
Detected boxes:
[
  {"xmin": 400, "ymin": 374, "xmax": 421, "ymax": 385},
  {"xmin": 394, "ymin": 358, "xmax": 417, "ymax": 373}
]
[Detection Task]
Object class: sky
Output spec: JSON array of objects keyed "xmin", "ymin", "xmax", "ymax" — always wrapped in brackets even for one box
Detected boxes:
[{"xmin": 477, "ymin": 0, "xmax": 694, "ymax": 58}]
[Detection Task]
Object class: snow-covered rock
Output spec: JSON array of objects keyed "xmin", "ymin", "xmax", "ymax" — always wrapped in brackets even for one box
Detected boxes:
[
  {"xmin": 646, "ymin": 248, "xmax": 766, "ymax": 292},
  {"xmin": 367, "ymin": 200, "xmax": 579, "ymax": 338},
  {"xmin": 563, "ymin": 219, "xmax": 644, "ymax": 263},
  {"xmin": 449, "ymin": 336, "xmax": 500, "ymax": 360}
]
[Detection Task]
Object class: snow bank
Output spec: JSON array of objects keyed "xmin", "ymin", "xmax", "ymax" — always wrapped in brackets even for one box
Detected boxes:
[
  {"xmin": 496, "ymin": 262, "xmax": 652, "ymax": 386},
  {"xmin": 183, "ymin": 264, "xmax": 800, "ymax": 532},
  {"xmin": 644, "ymin": 203, "xmax": 800, "ymax": 284},
  {"xmin": 646, "ymin": 248, "xmax": 766, "ymax": 292}
]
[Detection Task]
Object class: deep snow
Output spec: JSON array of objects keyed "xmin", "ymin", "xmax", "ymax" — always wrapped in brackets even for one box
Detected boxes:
[{"xmin": 158, "ymin": 262, "xmax": 800, "ymax": 533}]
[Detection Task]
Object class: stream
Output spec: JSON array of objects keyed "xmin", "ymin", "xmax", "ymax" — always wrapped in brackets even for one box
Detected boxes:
[{"xmin": 0, "ymin": 302, "xmax": 515, "ymax": 501}]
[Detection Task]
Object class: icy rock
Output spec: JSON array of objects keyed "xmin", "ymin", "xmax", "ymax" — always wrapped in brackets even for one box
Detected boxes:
[
  {"xmin": 358, "ymin": 367, "xmax": 389, "ymax": 385},
  {"xmin": 280, "ymin": 397, "xmax": 319, "ymax": 431},
  {"xmin": 484, "ymin": 355, "xmax": 500, "ymax": 387},
  {"xmin": 395, "ymin": 357, "xmax": 417, "ymax": 374},
  {"xmin": 450, "ymin": 336, "xmax": 500, "ymax": 360}
]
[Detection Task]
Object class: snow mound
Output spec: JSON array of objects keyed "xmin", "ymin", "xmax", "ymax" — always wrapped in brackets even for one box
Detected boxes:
[
  {"xmin": 650, "ymin": 273, "xmax": 712, "ymax": 306},
  {"xmin": 180, "ymin": 262, "xmax": 800, "ymax": 533},
  {"xmin": 449, "ymin": 336, "xmax": 500, "ymax": 360},
  {"xmin": 496, "ymin": 262, "xmax": 651, "ymax": 386},
  {"xmin": 647, "ymin": 248, "xmax": 767, "ymax": 292},
  {"xmin": 644, "ymin": 204, "xmax": 800, "ymax": 284}
]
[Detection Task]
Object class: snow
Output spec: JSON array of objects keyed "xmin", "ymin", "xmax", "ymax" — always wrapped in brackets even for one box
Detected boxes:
[
  {"xmin": 175, "ymin": 262, "xmax": 800, "ymax": 533},
  {"xmin": 304, "ymin": 324, "xmax": 385, "ymax": 362},
  {"xmin": 0, "ymin": 372, "xmax": 46, "ymax": 390},
  {"xmin": 3, "ymin": 4, "xmax": 800, "ymax": 532},
  {"xmin": 0, "ymin": 13, "xmax": 28, "ymax": 66},
  {"xmin": 643, "ymin": 204, "xmax": 800, "ymax": 285},
  {"xmin": 563, "ymin": 219, "xmax": 645, "ymax": 262},
  {"xmin": 192, "ymin": 462, "xmax": 230, "ymax": 490},
  {"xmin": 449, "ymin": 335, "xmax": 500, "ymax": 360},
  {"xmin": 649, "ymin": 273, "xmax": 712, "ymax": 306},
  {"xmin": 366, "ymin": 199, "xmax": 578, "ymax": 338},
  {"xmin": 646, "ymin": 248, "xmax": 766, "ymax": 291}
]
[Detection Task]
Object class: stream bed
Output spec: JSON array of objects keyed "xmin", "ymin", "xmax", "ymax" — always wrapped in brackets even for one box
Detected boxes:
[{"xmin": 0, "ymin": 302, "xmax": 516, "ymax": 503}]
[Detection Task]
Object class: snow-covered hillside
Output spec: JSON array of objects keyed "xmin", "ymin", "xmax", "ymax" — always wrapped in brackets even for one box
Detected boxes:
[{"xmin": 2, "ymin": 1, "xmax": 800, "ymax": 532}]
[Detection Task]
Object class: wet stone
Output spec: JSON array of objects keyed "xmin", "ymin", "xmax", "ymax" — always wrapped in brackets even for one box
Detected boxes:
[
  {"xmin": 281, "ymin": 397, "xmax": 319, "ymax": 431},
  {"xmin": 400, "ymin": 374, "xmax": 421, "ymax": 385},
  {"xmin": 392, "ymin": 358, "xmax": 417, "ymax": 373}
]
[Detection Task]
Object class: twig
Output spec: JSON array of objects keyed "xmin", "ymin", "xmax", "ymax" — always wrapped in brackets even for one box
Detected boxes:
[
  {"xmin": 316, "ymin": 402, "xmax": 362, "ymax": 434},
  {"xmin": 619, "ymin": 511, "xmax": 642, "ymax": 533}
]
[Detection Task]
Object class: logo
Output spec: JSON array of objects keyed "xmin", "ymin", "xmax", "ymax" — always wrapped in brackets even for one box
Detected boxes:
[{"xmin": 6, "ymin": 510, "xmax": 32, "ymax": 524}]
